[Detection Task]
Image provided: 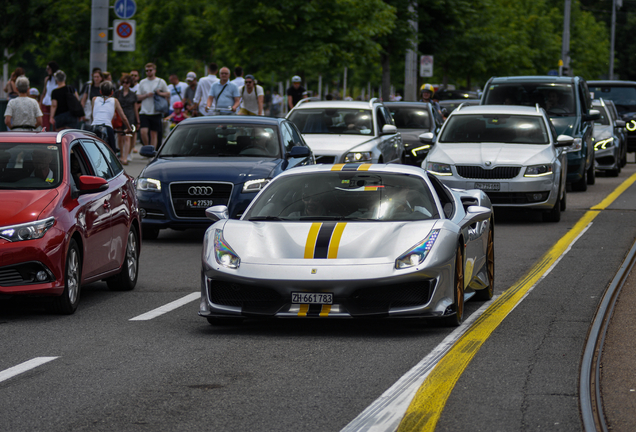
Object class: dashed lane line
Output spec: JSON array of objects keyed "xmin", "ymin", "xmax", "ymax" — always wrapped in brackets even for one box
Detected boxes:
[
  {"xmin": 129, "ymin": 292, "xmax": 200, "ymax": 321},
  {"xmin": 0, "ymin": 357, "xmax": 59, "ymax": 384}
]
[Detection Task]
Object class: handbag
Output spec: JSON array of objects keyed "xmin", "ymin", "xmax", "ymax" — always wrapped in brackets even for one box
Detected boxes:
[
  {"xmin": 67, "ymin": 86, "xmax": 85, "ymax": 118},
  {"xmin": 112, "ymin": 111, "xmax": 123, "ymax": 129},
  {"xmin": 154, "ymin": 94, "xmax": 169, "ymax": 115}
]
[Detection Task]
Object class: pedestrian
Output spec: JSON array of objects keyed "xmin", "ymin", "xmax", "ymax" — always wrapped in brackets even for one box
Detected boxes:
[
  {"xmin": 238, "ymin": 75, "xmax": 264, "ymax": 116},
  {"xmin": 40, "ymin": 61, "xmax": 59, "ymax": 131},
  {"xmin": 3, "ymin": 67, "xmax": 25, "ymax": 100},
  {"xmin": 49, "ymin": 70, "xmax": 82, "ymax": 131},
  {"xmin": 194, "ymin": 62, "xmax": 219, "ymax": 116},
  {"xmin": 115, "ymin": 74, "xmax": 140, "ymax": 164},
  {"xmin": 80, "ymin": 68, "xmax": 104, "ymax": 124},
  {"xmin": 164, "ymin": 101, "xmax": 189, "ymax": 129},
  {"xmin": 206, "ymin": 67, "xmax": 240, "ymax": 115},
  {"xmin": 287, "ymin": 75, "xmax": 306, "ymax": 110},
  {"xmin": 103, "ymin": 71, "xmax": 112, "ymax": 82},
  {"xmin": 136, "ymin": 63, "xmax": 170, "ymax": 149},
  {"xmin": 28, "ymin": 88, "xmax": 40, "ymax": 101},
  {"xmin": 4, "ymin": 76, "xmax": 43, "ymax": 131},
  {"xmin": 129, "ymin": 69, "xmax": 140, "ymax": 93},
  {"xmin": 184, "ymin": 71, "xmax": 198, "ymax": 116},
  {"xmin": 231, "ymin": 66, "xmax": 245, "ymax": 88},
  {"xmin": 91, "ymin": 81, "xmax": 132, "ymax": 155},
  {"xmin": 271, "ymin": 92, "xmax": 283, "ymax": 117},
  {"xmin": 167, "ymin": 73, "xmax": 188, "ymax": 114}
]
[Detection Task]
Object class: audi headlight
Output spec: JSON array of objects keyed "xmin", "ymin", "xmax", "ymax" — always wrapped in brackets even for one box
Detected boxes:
[
  {"xmin": 524, "ymin": 164, "xmax": 553, "ymax": 177},
  {"xmin": 0, "ymin": 217, "xmax": 55, "ymax": 242},
  {"xmin": 344, "ymin": 151, "xmax": 373, "ymax": 163},
  {"xmin": 594, "ymin": 137, "xmax": 614, "ymax": 151},
  {"xmin": 214, "ymin": 229, "xmax": 240, "ymax": 269},
  {"xmin": 137, "ymin": 177, "xmax": 161, "ymax": 192},
  {"xmin": 426, "ymin": 162, "xmax": 452, "ymax": 176},
  {"xmin": 564, "ymin": 137, "xmax": 582, "ymax": 153},
  {"xmin": 242, "ymin": 178, "xmax": 270, "ymax": 193},
  {"xmin": 395, "ymin": 230, "xmax": 440, "ymax": 269},
  {"xmin": 411, "ymin": 145, "xmax": 431, "ymax": 158}
]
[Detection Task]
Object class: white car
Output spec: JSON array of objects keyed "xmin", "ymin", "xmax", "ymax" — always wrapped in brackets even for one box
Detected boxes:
[
  {"xmin": 423, "ymin": 104, "xmax": 571, "ymax": 222},
  {"xmin": 287, "ymin": 99, "xmax": 404, "ymax": 164}
]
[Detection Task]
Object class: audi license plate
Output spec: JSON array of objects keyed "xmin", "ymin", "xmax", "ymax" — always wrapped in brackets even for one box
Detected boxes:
[
  {"xmin": 475, "ymin": 182, "xmax": 500, "ymax": 191},
  {"xmin": 292, "ymin": 292, "xmax": 333, "ymax": 304},
  {"xmin": 186, "ymin": 199, "xmax": 214, "ymax": 208}
]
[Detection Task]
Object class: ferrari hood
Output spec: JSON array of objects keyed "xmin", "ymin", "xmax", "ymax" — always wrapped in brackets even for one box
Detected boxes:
[
  {"xmin": 219, "ymin": 220, "xmax": 439, "ymax": 265},
  {"xmin": 142, "ymin": 157, "xmax": 281, "ymax": 184},
  {"xmin": 0, "ymin": 190, "xmax": 59, "ymax": 226},
  {"xmin": 302, "ymin": 135, "xmax": 375, "ymax": 155},
  {"xmin": 430, "ymin": 143, "xmax": 554, "ymax": 166}
]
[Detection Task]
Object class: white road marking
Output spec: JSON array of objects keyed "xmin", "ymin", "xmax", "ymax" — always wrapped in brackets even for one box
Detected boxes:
[
  {"xmin": 0, "ymin": 357, "xmax": 59, "ymax": 383},
  {"xmin": 129, "ymin": 292, "xmax": 200, "ymax": 321}
]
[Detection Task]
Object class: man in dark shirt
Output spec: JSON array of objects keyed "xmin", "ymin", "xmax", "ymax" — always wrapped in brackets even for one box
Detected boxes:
[{"xmin": 287, "ymin": 75, "xmax": 306, "ymax": 110}]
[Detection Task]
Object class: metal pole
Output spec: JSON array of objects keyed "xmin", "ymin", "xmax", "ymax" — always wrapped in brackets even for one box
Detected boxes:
[
  {"xmin": 89, "ymin": 0, "xmax": 109, "ymax": 78},
  {"xmin": 560, "ymin": 0, "xmax": 571, "ymax": 76},
  {"xmin": 610, "ymin": 0, "xmax": 617, "ymax": 80},
  {"xmin": 343, "ymin": 67, "xmax": 348, "ymax": 99},
  {"xmin": 404, "ymin": 2, "xmax": 418, "ymax": 101},
  {"xmin": 318, "ymin": 75, "xmax": 322, "ymax": 100}
]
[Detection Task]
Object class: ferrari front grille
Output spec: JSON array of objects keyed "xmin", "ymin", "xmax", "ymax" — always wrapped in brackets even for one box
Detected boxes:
[
  {"xmin": 347, "ymin": 280, "xmax": 436, "ymax": 314},
  {"xmin": 456, "ymin": 166, "xmax": 520, "ymax": 179},
  {"xmin": 208, "ymin": 280, "xmax": 282, "ymax": 307}
]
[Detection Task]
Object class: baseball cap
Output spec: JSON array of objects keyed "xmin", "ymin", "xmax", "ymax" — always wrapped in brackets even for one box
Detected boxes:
[
  {"xmin": 29, "ymin": 88, "xmax": 40, "ymax": 96},
  {"xmin": 292, "ymin": 75, "xmax": 302, "ymax": 83},
  {"xmin": 186, "ymin": 71, "xmax": 197, "ymax": 82}
]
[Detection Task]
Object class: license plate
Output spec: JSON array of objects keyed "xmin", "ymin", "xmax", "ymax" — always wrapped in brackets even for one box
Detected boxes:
[
  {"xmin": 186, "ymin": 199, "xmax": 214, "ymax": 208},
  {"xmin": 475, "ymin": 182, "xmax": 500, "ymax": 191},
  {"xmin": 292, "ymin": 292, "xmax": 333, "ymax": 304}
]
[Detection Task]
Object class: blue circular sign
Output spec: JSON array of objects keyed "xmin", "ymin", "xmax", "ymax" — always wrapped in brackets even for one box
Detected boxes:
[{"xmin": 114, "ymin": 0, "xmax": 136, "ymax": 19}]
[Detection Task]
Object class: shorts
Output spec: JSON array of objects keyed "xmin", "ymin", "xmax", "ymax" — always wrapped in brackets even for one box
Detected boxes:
[
  {"xmin": 54, "ymin": 111, "xmax": 79, "ymax": 130},
  {"xmin": 140, "ymin": 114, "xmax": 163, "ymax": 132}
]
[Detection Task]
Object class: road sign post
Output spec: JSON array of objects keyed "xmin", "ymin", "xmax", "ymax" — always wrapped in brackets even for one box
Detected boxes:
[{"xmin": 113, "ymin": 20, "xmax": 136, "ymax": 52}]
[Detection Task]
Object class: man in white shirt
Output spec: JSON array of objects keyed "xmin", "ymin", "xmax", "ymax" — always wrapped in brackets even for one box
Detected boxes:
[
  {"xmin": 136, "ymin": 63, "xmax": 170, "ymax": 148},
  {"xmin": 193, "ymin": 62, "xmax": 219, "ymax": 116},
  {"xmin": 231, "ymin": 66, "xmax": 245, "ymax": 89},
  {"xmin": 238, "ymin": 75, "xmax": 264, "ymax": 116},
  {"xmin": 168, "ymin": 74, "xmax": 189, "ymax": 113}
]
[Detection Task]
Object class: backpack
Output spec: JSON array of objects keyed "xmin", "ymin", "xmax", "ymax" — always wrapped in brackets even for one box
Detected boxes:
[{"xmin": 67, "ymin": 86, "xmax": 85, "ymax": 117}]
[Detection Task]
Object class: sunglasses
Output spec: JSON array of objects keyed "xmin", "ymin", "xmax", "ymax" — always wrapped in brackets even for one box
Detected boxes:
[{"xmin": 245, "ymin": 81, "xmax": 254, "ymax": 84}]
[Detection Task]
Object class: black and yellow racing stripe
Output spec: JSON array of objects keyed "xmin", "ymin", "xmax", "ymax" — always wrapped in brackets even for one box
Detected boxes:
[
  {"xmin": 331, "ymin": 163, "xmax": 372, "ymax": 172},
  {"xmin": 298, "ymin": 304, "xmax": 332, "ymax": 317},
  {"xmin": 304, "ymin": 222, "xmax": 347, "ymax": 259}
]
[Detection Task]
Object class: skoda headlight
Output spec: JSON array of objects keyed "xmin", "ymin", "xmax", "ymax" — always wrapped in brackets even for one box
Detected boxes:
[
  {"xmin": 137, "ymin": 177, "xmax": 162, "ymax": 192},
  {"xmin": 242, "ymin": 178, "xmax": 270, "ymax": 193},
  {"xmin": 411, "ymin": 145, "xmax": 431, "ymax": 158},
  {"xmin": 0, "ymin": 217, "xmax": 55, "ymax": 242},
  {"xmin": 594, "ymin": 137, "xmax": 614, "ymax": 151},
  {"xmin": 344, "ymin": 151, "xmax": 373, "ymax": 163},
  {"xmin": 426, "ymin": 162, "xmax": 452, "ymax": 176},
  {"xmin": 524, "ymin": 164, "xmax": 553, "ymax": 177},
  {"xmin": 564, "ymin": 137, "xmax": 582, "ymax": 153},
  {"xmin": 395, "ymin": 230, "xmax": 440, "ymax": 269},
  {"xmin": 214, "ymin": 229, "xmax": 240, "ymax": 269}
]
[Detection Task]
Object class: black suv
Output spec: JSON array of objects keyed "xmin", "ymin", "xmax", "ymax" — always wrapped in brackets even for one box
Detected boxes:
[
  {"xmin": 481, "ymin": 76, "xmax": 599, "ymax": 191},
  {"xmin": 588, "ymin": 80, "xmax": 636, "ymax": 154}
]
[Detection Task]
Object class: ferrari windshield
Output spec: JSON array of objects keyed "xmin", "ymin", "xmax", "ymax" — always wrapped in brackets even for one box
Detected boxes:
[
  {"xmin": 288, "ymin": 109, "xmax": 374, "ymax": 135},
  {"xmin": 484, "ymin": 83, "xmax": 576, "ymax": 115},
  {"xmin": 388, "ymin": 107, "xmax": 431, "ymax": 129},
  {"xmin": 244, "ymin": 172, "xmax": 440, "ymax": 221},
  {"xmin": 439, "ymin": 114, "xmax": 549, "ymax": 144},
  {"xmin": 0, "ymin": 143, "xmax": 62, "ymax": 190},
  {"xmin": 589, "ymin": 86, "xmax": 636, "ymax": 113},
  {"xmin": 159, "ymin": 123, "xmax": 281, "ymax": 158}
]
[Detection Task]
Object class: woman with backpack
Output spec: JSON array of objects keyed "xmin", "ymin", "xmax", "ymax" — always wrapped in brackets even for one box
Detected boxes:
[{"xmin": 91, "ymin": 81, "xmax": 132, "ymax": 155}]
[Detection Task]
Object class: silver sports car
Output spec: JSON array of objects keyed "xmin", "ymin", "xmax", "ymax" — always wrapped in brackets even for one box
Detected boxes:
[{"xmin": 199, "ymin": 163, "xmax": 494, "ymax": 326}]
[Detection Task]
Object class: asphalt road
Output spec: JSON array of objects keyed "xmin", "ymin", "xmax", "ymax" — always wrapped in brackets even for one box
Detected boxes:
[{"xmin": 1, "ymin": 155, "xmax": 635, "ymax": 432}]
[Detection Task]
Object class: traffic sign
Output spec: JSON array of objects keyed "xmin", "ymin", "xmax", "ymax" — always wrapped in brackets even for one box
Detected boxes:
[
  {"xmin": 113, "ymin": 19, "xmax": 136, "ymax": 52},
  {"xmin": 420, "ymin": 55, "xmax": 434, "ymax": 78},
  {"xmin": 114, "ymin": 0, "xmax": 136, "ymax": 19}
]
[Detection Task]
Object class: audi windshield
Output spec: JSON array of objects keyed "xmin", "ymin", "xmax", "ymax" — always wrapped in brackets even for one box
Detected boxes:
[{"xmin": 159, "ymin": 124, "xmax": 281, "ymax": 158}]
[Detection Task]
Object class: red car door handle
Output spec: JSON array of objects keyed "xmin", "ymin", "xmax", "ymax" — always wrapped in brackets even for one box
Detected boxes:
[
  {"xmin": 103, "ymin": 202, "xmax": 111, "ymax": 209},
  {"xmin": 121, "ymin": 191, "xmax": 128, "ymax": 199}
]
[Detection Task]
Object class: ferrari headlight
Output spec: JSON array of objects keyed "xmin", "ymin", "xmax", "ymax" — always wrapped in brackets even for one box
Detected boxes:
[
  {"xmin": 594, "ymin": 137, "xmax": 614, "ymax": 151},
  {"xmin": 137, "ymin": 177, "xmax": 162, "ymax": 192},
  {"xmin": 426, "ymin": 162, "xmax": 452, "ymax": 176},
  {"xmin": 214, "ymin": 229, "xmax": 240, "ymax": 269},
  {"xmin": 395, "ymin": 229, "xmax": 440, "ymax": 269},
  {"xmin": 344, "ymin": 151, "xmax": 373, "ymax": 163},
  {"xmin": 242, "ymin": 178, "xmax": 270, "ymax": 193},
  {"xmin": 0, "ymin": 217, "xmax": 55, "ymax": 242},
  {"xmin": 411, "ymin": 145, "xmax": 431, "ymax": 157},
  {"xmin": 524, "ymin": 164, "xmax": 553, "ymax": 177},
  {"xmin": 564, "ymin": 137, "xmax": 582, "ymax": 153}
]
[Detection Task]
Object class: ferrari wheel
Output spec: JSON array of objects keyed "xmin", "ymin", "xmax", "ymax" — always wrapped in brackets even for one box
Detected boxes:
[
  {"xmin": 444, "ymin": 246, "xmax": 465, "ymax": 326},
  {"xmin": 52, "ymin": 239, "xmax": 81, "ymax": 315},
  {"xmin": 475, "ymin": 228, "xmax": 494, "ymax": 301}
]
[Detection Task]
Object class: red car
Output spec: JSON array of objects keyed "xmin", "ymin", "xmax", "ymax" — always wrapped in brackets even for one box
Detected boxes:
[{"xmin": 0, "ymin": 130, "xmax": 141, "ymax": 314}]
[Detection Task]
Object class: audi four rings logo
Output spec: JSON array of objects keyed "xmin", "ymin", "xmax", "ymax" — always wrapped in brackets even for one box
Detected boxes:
[{"xmin": 188, "ymin": 186, "xmax": 214, "ymax": 196}]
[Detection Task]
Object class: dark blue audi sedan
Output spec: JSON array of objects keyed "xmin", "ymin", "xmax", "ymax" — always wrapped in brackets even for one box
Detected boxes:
[{"xmin": 136, "ymin": 116, "xmax": 314, "ymax": 239}]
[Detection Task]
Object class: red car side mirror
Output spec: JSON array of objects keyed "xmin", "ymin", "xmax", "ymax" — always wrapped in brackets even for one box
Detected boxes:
[{"xmin": 77, "ymin": 175, "xmax": 108, "ymax": 194}]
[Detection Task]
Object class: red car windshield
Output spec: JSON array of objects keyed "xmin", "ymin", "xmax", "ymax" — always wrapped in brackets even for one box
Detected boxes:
[{"xmin": 0, "ymin": 143, "xmax": 62, "ymax": 189}]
